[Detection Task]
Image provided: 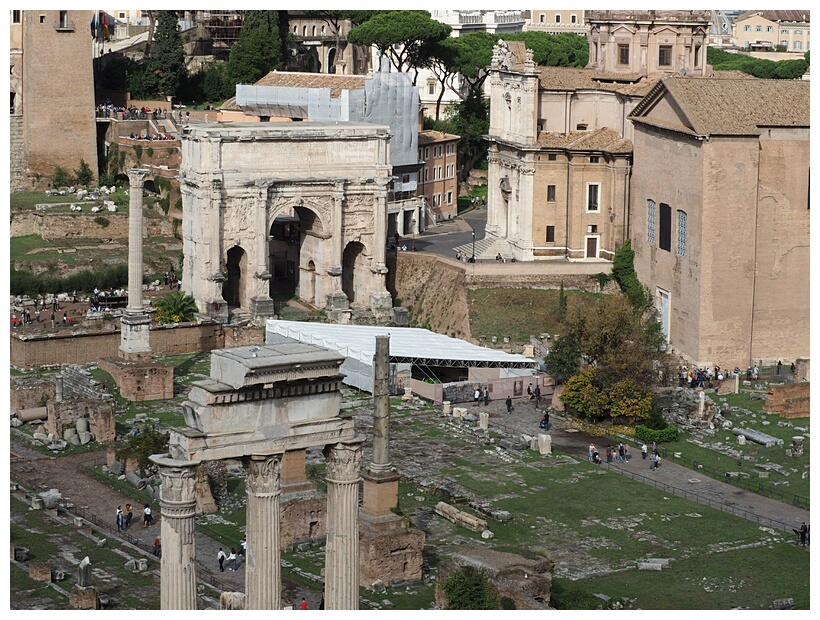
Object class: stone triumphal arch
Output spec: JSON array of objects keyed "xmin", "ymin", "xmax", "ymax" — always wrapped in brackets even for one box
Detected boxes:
[{"xmin": 179, "ymin": 122, "xmax": 394, "ymax": 323}]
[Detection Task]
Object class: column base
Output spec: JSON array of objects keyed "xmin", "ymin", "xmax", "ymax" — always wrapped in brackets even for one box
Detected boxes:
[
  {"xmin": 325, "ymin": 291, "xmax": 349, "ymax": 311},
  {"xmin": 202, "ymin": 298, "xmax": 229, "ymax": 323},
  {"xmin": 361, "ymin": 469, "xmax": 400, "ymax": 517},
  {"xmin": 119, "ymin": 312, "xmax": 152, "ymax": 359}
]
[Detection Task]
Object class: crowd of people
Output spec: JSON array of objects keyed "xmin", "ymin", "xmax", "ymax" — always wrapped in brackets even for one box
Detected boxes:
[
  {"xmin": 678, "ymin": 361, "xmax": 795, "ymax": 389},
  {"xmin": 128, "ymin": 132, "xmax": 175, "ymax": 141}
]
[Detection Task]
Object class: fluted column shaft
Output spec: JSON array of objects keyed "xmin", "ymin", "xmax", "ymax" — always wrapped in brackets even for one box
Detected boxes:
[
  {"xmin": 324, "ymin": 440, "xmax": 363, "ymax": 610},
  {"xmin": 150, "ymin": 454, "xmax": 200, "ymax": 610},
  {"xmin": 126, "ymin": 169, "xmax": 149, "ymax": 314},
  {"xmin": 245, "ymin": 454, "xmax": 282, "ymax": 610}
]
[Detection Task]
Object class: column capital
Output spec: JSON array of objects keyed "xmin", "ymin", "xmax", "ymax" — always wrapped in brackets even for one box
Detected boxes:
[
  {"xmin": 127, "ymin": 168, "xmax": 151, "ymax": 188},
  {"xmin": 245, "ymin": 454, "xmax": 282, "ymax": 496},
  {"xmin": 324, "ymin": 439, "xmax": 364, "ymax": 484},
  {"xmin": 150, "ymin": 454, "xmax": 200, "ymax": 504}
]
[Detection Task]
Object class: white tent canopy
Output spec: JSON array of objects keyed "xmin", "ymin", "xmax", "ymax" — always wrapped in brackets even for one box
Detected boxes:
[{"xmin": 265, "ymin": 320, "xmax": 538, "ymax": 369}]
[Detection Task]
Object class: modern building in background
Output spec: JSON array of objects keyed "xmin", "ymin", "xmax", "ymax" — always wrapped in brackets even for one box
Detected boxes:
[
  {"xmin": 732, "ymin": 10, "xmax": 810, "ymax": 52},
  {"xmin": 525, "ymin": 9, "xmax": 587, "ymax": 35},
  {"xmin": 417, "ymin": 130, "xmax": 460, "ymax": 223}
]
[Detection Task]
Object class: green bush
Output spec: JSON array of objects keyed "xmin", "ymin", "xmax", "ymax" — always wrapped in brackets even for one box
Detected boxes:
[
  {"xmin": 635, "ymin": 424, "xmax": 679, "ymax": 444},
  {"xmin": 74, "ymin": 159, "xmax": 94, "ymax": 186},
  {"xmin": 442, "ymin": 566, "xmax": 499, "ymax": 610},
  {"xmin": 51, "ymin": 166, "xmax": 73, "ymax": 187},
  {"xmin": 133, "ymin": 144, "xmax": 143, "ymax": 162},
  {"xmin": 9, "ymin": 264, "xmax": 130, "ymax": 296},
  {"xmin": 94, "ymin": 216, "xmax": 110, "ymax": 227}
]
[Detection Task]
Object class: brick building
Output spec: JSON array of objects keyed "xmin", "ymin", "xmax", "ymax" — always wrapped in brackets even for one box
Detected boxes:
[
  {"xmin": 10, "ymin": 10, "xmax": 99, "ymax": 191},
  {"xmin": 417, "ymin": 130, "xmax": 460, "ymax": 224}
]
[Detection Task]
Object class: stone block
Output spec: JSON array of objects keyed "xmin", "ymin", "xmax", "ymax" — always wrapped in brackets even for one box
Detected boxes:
[
  {"xmin": 442, "ymin": 401, "xmax": 451, "ymax": 416},
  {"xmin": 78, "ymin": 431, "xmax": 93, "ymax": 445},
  {"xmin": 38, "ymin": 489, "xmax": 61, "ymax": 509},
  {"xmin": 452, "ymin": 407, "xmax": 467, "ymax": 419},
  {"xmin": 69, "ymin": 586, "xmax": 100, "ymax": 610},
  {"xmin": 14, "ymin": 547, "xmax": 29, "ymax": 562},
  {"xmin": 537, "ymin": 434, "xmax": 552, "ymax": 456},
  {"xmin": 478, "ymin": 412, "xmax": 489, "ymax": 430}
]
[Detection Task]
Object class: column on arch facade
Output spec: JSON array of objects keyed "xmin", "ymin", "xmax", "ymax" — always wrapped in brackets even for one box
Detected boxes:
[
  {"xmin": 323, "ymin": 440, "xmax": 363, "ymax": 610},
  {"xmin": 150, "ymin": 454, "xmax": 200, "ymax": 610},
  {"xmin": 244, "ymin": 454, "xmax": 283, "ymax": 609}
]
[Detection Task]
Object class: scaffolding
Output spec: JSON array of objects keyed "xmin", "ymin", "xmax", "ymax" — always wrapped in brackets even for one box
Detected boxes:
[{"xmin": 200, "ymin": 10, "xmax": 244, "ymax": 47}]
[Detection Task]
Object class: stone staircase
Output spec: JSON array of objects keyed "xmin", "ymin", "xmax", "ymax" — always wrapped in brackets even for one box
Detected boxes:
[{"xmin": 453, "ymin": 236, "xmax": 516, "ymax": 261}]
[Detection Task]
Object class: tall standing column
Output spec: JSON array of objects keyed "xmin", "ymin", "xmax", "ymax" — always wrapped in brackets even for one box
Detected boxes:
[
  {"xmin": 120, "ymin": 169, "xmax": 152, "ymax": 360},
  {"xmin": 126, "ymin": 169, "xmax": 149, "ymax": 314},
  {"xmin": 150, "ymin": 454, "xmax": 200, "ymax": 610},
  {"xmin": 244, "ymin": 454, "xmax": 282, "ymax": 610},
  {"xmin": 324, "ymin": 440, "xmax": 363, "ymax": 610}
]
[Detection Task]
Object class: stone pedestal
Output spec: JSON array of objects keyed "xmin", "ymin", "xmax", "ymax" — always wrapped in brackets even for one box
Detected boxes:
[
  {"xmin": 245, "ymin": 455, "xmax": 282, "ymax": 610},
  {"xmin": 442, "ymin": 401, "xmax": 451, "ymax": 416},
  {"xmin": 326, "ymin": 291, "xmax": 350, "ymax": 311},
  {"xmin": 250, "ymin": 296, "xmax": 277, "ymax": 320},
  {"xmin": 151, "ymin": 454, "xmax": 200, "ymax": 610},
  {"xmin": 479, "ymin": 412, "xmax": 489, "ymax": 430},
  {"xmin": 361, "ymin": 470, "xmax": 400, "ymax": 517},
  {"xmin": 98, "ymin": 357, "xmax": 174, "ymax": 402},
  {"xmin": 537, "ymin": 434, "xmax": 552, "ymax": 456},
  {"xmin": 119, "ymin": 313, "xmax": 152, "ymax": 361},
  {"xmin": 359, "ymin": 512, "xmax": 425, "ymax": 587},
  {"xmin": 69, "ymin": 586, "xmax": 100, "ymax": 609},
  {"xmin": 324, "ymin": 441, "xmax": 363, "ymax": 610}
]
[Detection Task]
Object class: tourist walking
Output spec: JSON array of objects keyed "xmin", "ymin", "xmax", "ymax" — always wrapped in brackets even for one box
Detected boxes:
[
  {"xmin": 505, "ymin": 396, "xmax": 513, "ymax": 413},
  {"xmin": 124, "ymin": 503, "xmax": 133, "ymax": 528},
  {"xmin": 217, "ymin": 548, "xmax": 226, "ymax": 571},
  {"xmin": 641, "ymin": 442, "xmax": 648, "ymax": 460},
  {"xmin": 240, "ymin": 535, "xmax": 247, "ymax": 558},
  {"xmin": 227, "ymin": 548, "xmax": 237, "ymax": 571},
  {"xmin": 300, "ymin": 597, "xmax": 309, "ymax": 610},
  {"xmin": 618, "ymin": 442, "xmax": 626, "ymax": 463},
  {"xmin": 534, "ymin": 385, "xmax": 541, "ymax": 406},
  {"xmin": 153, "ymin": 537, "xmax": 161, "ymax": 557},
  {"xmin": 483, "ymin": 388, "xmax": 490, "ymax": 406},
  {"xmin": 473, "ymin": 387, "xmax": 481, "ymax": 407},
  {"xmin": 116, "ymin": 506, "xmax": 124, "ymax": 532},
  {"xmin": 799, "ymin": 522, "xmax": 808, "ymax": 547},
  {"xmin": 143, "ymin": 503, "xmax": 153, "ymax": 527}
]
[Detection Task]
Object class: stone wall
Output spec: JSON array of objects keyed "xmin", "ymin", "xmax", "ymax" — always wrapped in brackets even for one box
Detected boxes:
[
  {"xmin": 60, "ymin": 365, "xmax": 113, "ymax": 402},
  {"xmin": 10, "ymin": 114, "xmax": 25, "ymax": 192},
  {"xmin": 763, "ymin": 383, "xmax": 810, "ymax": 419},
  {"xmin": 10, "ymin": 322, "xmax": 225, "ymax": 369},
  {"xmin": 10, "ymin": 211, "xmax": 175, "ymax": 241},
  {"xmin": 10, "ymin": 377, "xmax": 56, "ymax": 412}
]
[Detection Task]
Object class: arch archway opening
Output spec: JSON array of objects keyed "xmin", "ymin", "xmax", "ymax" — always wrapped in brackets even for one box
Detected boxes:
[
  {"xmin": 342, "ymin": 241, "xmax": 366, "ymax": 306},
  {"xmin": 223, "ymin": 245, "xmax": 247, "ymax": 308}
]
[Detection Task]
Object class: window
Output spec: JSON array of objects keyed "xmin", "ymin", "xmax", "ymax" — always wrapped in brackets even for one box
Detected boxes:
[
  {"xmin": 744, "ymin": 25, "xmax": 751, "ymax": 32},
  {"xmin": 58, "ymin": 11, "xmax": 69, "ymax": 28},
  {"xmin": 118, "ymin": 12, "xmax": 125, "ymax": 19},
  {"xmin": 424, "ymin": 147, "xmax": 429, "ymax": 159},
  {"xmin": 555, "ymin": 14, "xmax": 561, "ymax": 23},
  {"xmin": 794, "ymin": 41, "xmax": 802, "ymax": 50},
  {"xmin": 767, "ymin": 26, "xmax": 774, "ymax": 32},
  {"xmin": 548, "ymin": 154, "xmax": 557, "ymax": 161},
  {"xmin": 781, "ymin": 40, "xmax": 788, "ymax": 47},
  {"xmin": 547, "ymin": 185, "xmax": 556, "ymax": 202},
  {"xmin": 589, "ymin": 156, "xmax": 599, "ymax": 164},
  {"xmin": 426, "ymin": 83, "xmax": 434, "ymax": 95},
  {"xmin": 546, "ymin": 226, "xmax": 555, "ymax": 242},
  {"xmin": 402, "ymin": 174, "xmax": 410, "ymax": 184},
  {"xmin": 659, "ymin": 203, "xmax": 671, "ymax": 251},
  {"xmin": 424, "ymin": 168, "xmax": 428, "ymax": 181},
  {"xmin": 647, "ymin": 200, "xmax": 656, "ymax": 244},
  {"xmin": 795, "ymin": 29, "xmax": 803, "ymax": 34},
  {"xmin": 39, "ymin": 14, "xmax": 45, "ymax": 23},
  {"xmin": 658, "ymin": 46, "xmax": 672, "ymax": 66},
  {"xmin": 12, "ymin": 10, "xmax": 21, "ymax": 23},
  {"xmin": 539, "ymin": 14, "xmax": 545, "ymax": 23},
  {"xmin": 447, "ymin": 191, "xmax": 452, "ymax": 204},
  {"xmin": 586, "ymin": 184, "xmax": 600, "ymax": 212},
  {"xmin": 781, "ymin": 28, "xmax": 789, "ymax": 34},
  {"xmin": 694, "ymin": 45, "xmax": 701, "ymax": 67},
  {"xmin": 571, "ymin": 14, "xmax": 577, "ymax": 24},
  {"xmin": 677, "ymin": 210, "xmax": 687, "ymax": 256},
  {"xmin": 618, "ymin": 44, "xmax": 630, "ymax": 65},
  {"xmin": 756, "ymin": 25, "xmax": 762, "ymax": 32},
  {"xmin": 576, "ymin": 123, "xmax": 588, "ymax": 131}
]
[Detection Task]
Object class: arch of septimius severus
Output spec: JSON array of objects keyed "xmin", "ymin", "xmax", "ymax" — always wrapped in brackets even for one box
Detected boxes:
[{"xmin": 179, "ymin": 121, "xmax": 394, "ymax": 324}]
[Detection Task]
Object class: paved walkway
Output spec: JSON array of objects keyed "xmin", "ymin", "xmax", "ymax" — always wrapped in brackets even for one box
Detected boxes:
[{"xmin": 484, "ymin": 396, "xmax": 810, "ymax": 535}]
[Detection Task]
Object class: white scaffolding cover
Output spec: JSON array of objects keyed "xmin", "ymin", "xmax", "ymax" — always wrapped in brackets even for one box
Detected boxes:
[{"xmin": 266, "ymin": 320, "xmax": 537, "ymax": 369}]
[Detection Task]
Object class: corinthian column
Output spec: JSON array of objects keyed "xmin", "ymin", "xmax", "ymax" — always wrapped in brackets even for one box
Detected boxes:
[
  {"xmin": 324, "ymin": 439, "xmax": 364, "ymax": 610},
  {"xmin": 244, "ymin": 454, "xmax": 282, "ymax": 610},
  {"xmin": 150, "ymin": 454, "xmax": 200, "ymax": 610}
]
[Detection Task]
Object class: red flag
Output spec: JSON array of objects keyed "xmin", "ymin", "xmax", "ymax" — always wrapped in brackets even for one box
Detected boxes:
[{"xmin": 102, "ymin": 13, "xmax": 109, "ymax": 41}]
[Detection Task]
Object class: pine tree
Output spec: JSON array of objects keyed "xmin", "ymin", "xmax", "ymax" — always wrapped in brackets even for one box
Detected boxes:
[
  {"xmin": 227, "ymin": 11, "xmax": 288, "ymax": 87},
  {"xmin": 144, "ymin": 11, "xmax": 185, "ymax": 98}
]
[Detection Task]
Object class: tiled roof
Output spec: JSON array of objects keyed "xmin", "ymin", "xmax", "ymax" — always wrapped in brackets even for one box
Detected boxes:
[
  {"xmin": 418, "ymin": 130, "xmax": 460, "ymax": 144},
  {"xmin": 537, "ymin": 127, "xmax": 633, "ymax": 154},
  {"xmin": 634, "ymin": 77, "xmax": 810, "ymax": 136},
  {"xmin": 537, "ymin": 66, "xmax": 664, "ymax": 97},
  {"xmin": 735, "ymin": 10, "xmax": 810, "ymax": 24},
  {"xmin": 254, "ymin": 71, "xmax": 367, "ymax": 98}
]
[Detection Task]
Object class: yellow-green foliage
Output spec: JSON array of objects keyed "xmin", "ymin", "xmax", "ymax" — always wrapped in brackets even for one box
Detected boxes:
[{"xmin": 561, "ymin": 368, "xmax": 653, "ymax": 422}]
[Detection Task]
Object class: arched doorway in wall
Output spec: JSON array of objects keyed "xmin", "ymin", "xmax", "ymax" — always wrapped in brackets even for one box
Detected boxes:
[
  {"xmin": 328, "ymin": 48, "xmax": 337, "ymax": 73},
  {"xmin": 223, "ymin": 245, "xmax": 247, "ymax": 308},
  {"xmin": 269, "ymin": 205, "xmax": 324, "ymax": 302},
  {"xmin": 342, "ymin": 241, "xmax": 365, "ymax": 306}
]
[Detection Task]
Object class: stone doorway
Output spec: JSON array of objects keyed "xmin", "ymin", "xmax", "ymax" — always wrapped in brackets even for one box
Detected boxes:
[
  {"xmin": 342, "ymin": 242, "xmax": 366, "ymax": 305},
  {"xmin": 269, "ymin": 216, "xmax": 300, "ymax": 297},
  {"xmin": 304, "ymin": 260, "xmax": 317, "ymax": 305},
  {"xmin": 223, "ymin": 246, "xmax": 247, "ymax": 308}
]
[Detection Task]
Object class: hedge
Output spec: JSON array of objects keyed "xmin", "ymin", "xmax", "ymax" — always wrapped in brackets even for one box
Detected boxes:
[{"xmin": 635, "ymin": 424, "xmax": 679, "ymax": 444}]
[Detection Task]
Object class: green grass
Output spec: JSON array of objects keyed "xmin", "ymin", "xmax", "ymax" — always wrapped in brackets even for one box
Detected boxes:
[
  {"xmin": 468, "ymin": 288, "xmax": 600, "ymax": 344},
  {"xmin": 11, "ymin": 192, "xmax": 78, "ymax": 210},
  {"xmin": 10, "ymin": 235, "xmax": 51, "ymax": 262}
]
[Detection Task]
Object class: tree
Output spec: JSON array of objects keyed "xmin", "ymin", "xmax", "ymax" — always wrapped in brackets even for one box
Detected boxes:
[
  {"xmin": 448, "ymin": 31, "xmax": 497, "ymax": 101},
  {"xmin": 347, "ymin": 10, "xmax": 451, "ymax": 80},
  {"xmin": 74, "ymin": 160, "xmax": 94, "ymax": 186},
  {"xmin": 304, "ymin": 10, "xmax": 385, "ymax": 73},
  {"xmin": 544, "ymin": 330, "xmax": 581, "ymax": 384},
  {"xmin": 417, "ymin": 38, "xmax": 460, "ymax": 120},
  {"xmin": 143, "ymin": 11, "xmax": 186, "ymax": 98},
  {"xmin": 154, "ymin": 291, "xmax": 198, "ymax": 324},
  {"xmin": 442, "ymin": 566, "xmax": 499, "ymax": 610},
  {"xmin": 502, "ymin": 31, "xmax": 588, "ymax": 67},
  {"xmin": 227, "ymin": 11, "xmax": 288, "ymax": 86}
]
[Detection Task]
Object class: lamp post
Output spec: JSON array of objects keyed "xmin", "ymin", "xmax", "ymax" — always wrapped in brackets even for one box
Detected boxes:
[{"xmin": 471, "ymin": 229, "xmax": 476, "ymax": 263}]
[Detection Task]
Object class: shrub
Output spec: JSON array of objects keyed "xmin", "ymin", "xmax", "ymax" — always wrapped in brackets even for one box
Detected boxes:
[
  {"xmin": 9, "ymin": 264, "xmax": 129, "ymax": 296},
  {"xmin": 74, "ymin": 159, "xmax": 94, "ymax": 186},
  {"xmin": 94, "ymin": 216, "xmax": 110, "ymax": 227},
  {"xmin": 51, "ymin": 166, "xmax": 73, "ymax": 187},
  {"xmin": 115, "ymin": 427, "xmax": 169, "ymax": 471},
  {"xmin": 133, "ymin": 144, "xmax": 143, "ymax": 162},
  {"xmin": 154, "ymin": 291, "xmax": 199, "ymax": 324},
  {"xmin": 442, "ymin": 566, "xmax": 499, "ymax": 610},
  {"xmin": 99, "ymin": 172, "xmax": 115, "ymax": 187},
  {"xmin": 145, "ymin": 147, "xmax": 154, "ymax": 158},
  {"xmin": 635, "ymin": 424, "xmax": 679, "ymax": 444}
]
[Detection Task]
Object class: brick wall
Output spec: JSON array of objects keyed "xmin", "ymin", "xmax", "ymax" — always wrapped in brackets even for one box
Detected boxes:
[
  {"xmin": 10, "ymin": 115, "xmax": 25, "ymax": 192},
  {"xmin": 10, "ymin": 322, "xmax": 225, "ymax": 369},
  {"xmin": 763, "ymin": 383, "xmax": 810, "ymax": 419}
]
